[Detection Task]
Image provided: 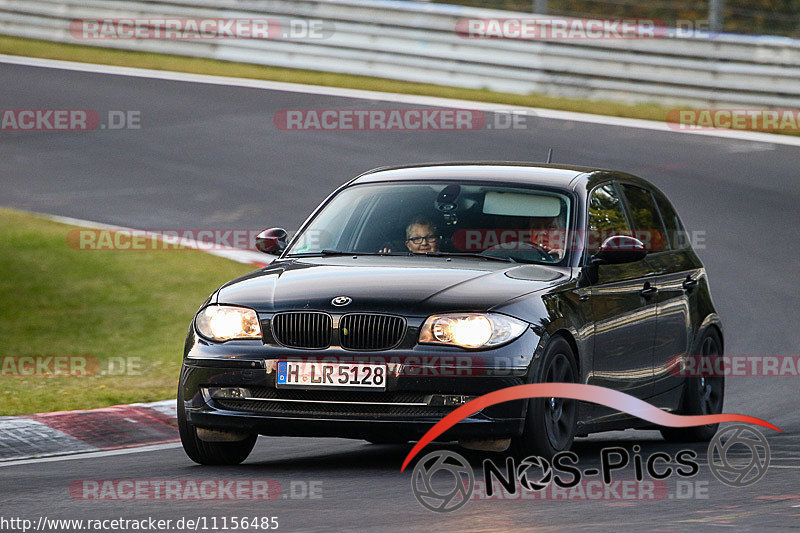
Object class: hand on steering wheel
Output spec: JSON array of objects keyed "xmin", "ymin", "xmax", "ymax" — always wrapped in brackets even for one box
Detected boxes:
[{"xmin": 482, "ymin": 241, "xmax": 555, "ymax": 261}]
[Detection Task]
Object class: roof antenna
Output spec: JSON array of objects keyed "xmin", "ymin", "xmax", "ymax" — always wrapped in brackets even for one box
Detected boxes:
[{"xmin": 546, "ymin": 148, "xmax": 553, "ymax": 164}]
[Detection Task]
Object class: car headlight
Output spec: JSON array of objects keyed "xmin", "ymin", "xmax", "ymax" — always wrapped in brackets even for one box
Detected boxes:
[
  {"xmin": 419, "ymin": 313, "xmax": 528, "ymax": 349},
  {"xmin": 195, "ymin": 305, "xmax": 262, "ymax": 342}
]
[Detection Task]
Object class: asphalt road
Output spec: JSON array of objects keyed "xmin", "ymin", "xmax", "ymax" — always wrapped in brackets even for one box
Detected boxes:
[{"xmin": 1, "ymin": 60, "xmax": 799, "ymax": 531}]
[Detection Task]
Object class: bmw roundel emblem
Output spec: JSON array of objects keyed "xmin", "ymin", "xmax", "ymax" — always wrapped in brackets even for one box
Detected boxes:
[{"xmin": 331, "ymin": 296, "xmax": 352, "ymax": 307}]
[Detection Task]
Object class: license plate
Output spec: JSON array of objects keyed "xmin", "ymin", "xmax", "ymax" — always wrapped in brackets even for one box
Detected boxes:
[{"xmin": 276, "ymin": 361, "xmax": 387, "ymax": 390}]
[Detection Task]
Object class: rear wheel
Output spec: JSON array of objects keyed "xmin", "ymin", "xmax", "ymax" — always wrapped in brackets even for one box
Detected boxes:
[
  {"xmin": 660, "ymin": 328, "xmax": 725, "ymax": 442},
  {"xmin": 512, "ymin": 336, "xmax": 578, "ymax": 459},
  {"xmin": 178, "ymin": 377, "xmax": 257, "ymax": 465}
]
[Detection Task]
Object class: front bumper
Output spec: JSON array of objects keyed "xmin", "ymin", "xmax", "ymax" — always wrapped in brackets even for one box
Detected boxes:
[{"xmin": 180, "ymin": 327, "xmax": 541, "ymax": 441}]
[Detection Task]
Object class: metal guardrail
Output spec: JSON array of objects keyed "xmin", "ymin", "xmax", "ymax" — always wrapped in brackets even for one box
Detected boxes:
[{"xmin": 1, "ymin": 0, "xmax": 798, "ymax": 107}]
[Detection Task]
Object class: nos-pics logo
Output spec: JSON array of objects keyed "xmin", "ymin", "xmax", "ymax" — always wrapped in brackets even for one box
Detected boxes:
[{"xmin": 411, "ymin": 424, "xmax": 770, "ymax": 512}]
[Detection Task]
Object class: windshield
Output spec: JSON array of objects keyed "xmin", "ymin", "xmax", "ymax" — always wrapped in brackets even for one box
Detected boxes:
[{"xmin": 286, "ymin": 181, "xmax": 572, "ymax": 264}]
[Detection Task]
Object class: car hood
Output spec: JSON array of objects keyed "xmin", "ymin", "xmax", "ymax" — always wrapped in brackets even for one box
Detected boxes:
[{"xmin": 215, "ymin": 256, "xmax": 569, "ymax": 316}]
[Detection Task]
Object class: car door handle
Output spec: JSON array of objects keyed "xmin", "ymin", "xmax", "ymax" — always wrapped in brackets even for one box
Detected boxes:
[
  {"xmin": 574, "ymin": 289, "xmax": 590, "ymax": 302},
  {"xmin": 682, "ymin": 275, "xmax": 698, "ymax": 290},
  {"xmin": 640, "ymin": 283, "xmax": 658, "ymax": 298}
]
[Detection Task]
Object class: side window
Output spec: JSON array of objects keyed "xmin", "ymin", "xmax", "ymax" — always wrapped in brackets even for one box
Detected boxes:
[
  {"xmin": 587, "ymin": 183, "xmax": 631, "ymax": 252},
  {"xmin": 619, "ymin": 184, "xmax": 668, "ymax": 252},
  {"xmin": 652, "ymin": 190, "xmax": 689, "ymax": 249}
]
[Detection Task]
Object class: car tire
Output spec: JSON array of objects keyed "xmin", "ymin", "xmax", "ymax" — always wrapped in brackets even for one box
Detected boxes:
[
  {"xmin": 177, "ymin": 375, "xmax": 257, "ymax": 465},
  {"xmin": 660, "ymin": 328, "xmax": 725, "ymax": 443},
  {"xmin": 512, "ymin": 336, "xmax": 579, "ymax": 459}
]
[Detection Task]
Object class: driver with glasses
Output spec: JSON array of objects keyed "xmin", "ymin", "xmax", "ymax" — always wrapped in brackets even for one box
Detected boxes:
[{"xmin": 380, "ymin": 215, "xmax": 440, "ymax": 253}]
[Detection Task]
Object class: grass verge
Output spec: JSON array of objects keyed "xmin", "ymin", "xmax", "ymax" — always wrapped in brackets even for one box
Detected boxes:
[{"xmin": 0, "ymin": 208, "xmax": 254, "ymax": 415}]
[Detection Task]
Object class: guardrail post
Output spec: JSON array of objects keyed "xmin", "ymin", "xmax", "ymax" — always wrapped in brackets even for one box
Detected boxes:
[
  {"xmin": 709, "ymin": 0, "xmax": 724, "ymax": 32},
  {"xmin": 533, "ymin": 0, "xmax": 547, "ymax": 15}
]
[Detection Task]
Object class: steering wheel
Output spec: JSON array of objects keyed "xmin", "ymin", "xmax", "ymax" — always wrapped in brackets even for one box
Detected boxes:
[{"xmin": 481, "ymin": 241, "xmax": 555, "ymax": 262}]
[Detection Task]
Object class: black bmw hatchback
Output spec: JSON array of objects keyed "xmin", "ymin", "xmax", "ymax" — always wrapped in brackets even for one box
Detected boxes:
[{"xmin": 178, "ymin": 163, "xmax": 724, "ymax": 465}]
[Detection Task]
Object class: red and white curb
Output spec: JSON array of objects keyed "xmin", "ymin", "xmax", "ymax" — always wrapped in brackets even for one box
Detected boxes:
[{"xmin": 0, "ymin": 400, "xmax": 179, "ymax": 462}]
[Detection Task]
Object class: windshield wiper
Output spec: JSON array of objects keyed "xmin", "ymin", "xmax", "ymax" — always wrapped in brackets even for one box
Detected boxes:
[
  {"xmin": 321, "ymin": 249, "xmax": 356, "ymax": 255},
  {"xmin": 322, "ymin": 249, "xmax": 417, "ymax": 256},
  {"xmin": 423, "ymin": 252, "xmax": 516, "ymax": 263},
  {"xmin": 290, "ymin": 250, "xmax": 515, "ymax": 262},
  {"xmin": 289, "ymin": 250, "xmax": 413, "ymax": 257}
]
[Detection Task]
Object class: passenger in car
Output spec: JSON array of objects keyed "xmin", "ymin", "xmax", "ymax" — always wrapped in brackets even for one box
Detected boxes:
[
  {"xmin": 528, "ymin": 215, "xmax": 566, "ymax": 260},
  {"xmin": 482, "ymin": 215, "xmax": 565, "ymax": 261}
]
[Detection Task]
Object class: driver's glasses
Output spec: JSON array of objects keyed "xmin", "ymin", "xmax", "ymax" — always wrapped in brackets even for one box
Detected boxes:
[{"xmin": 406, "ymin": 234, "xmax": 439, "ymax": 245}]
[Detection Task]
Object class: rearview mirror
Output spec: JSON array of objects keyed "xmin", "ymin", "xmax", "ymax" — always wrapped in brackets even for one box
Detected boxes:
[
  {"xmin": 591, "ymin": 235, "xmax": 647, "ymax": 265},
  {"xmin": 255, "ymin": 228, "xmax": 288, "ymax": 255}
]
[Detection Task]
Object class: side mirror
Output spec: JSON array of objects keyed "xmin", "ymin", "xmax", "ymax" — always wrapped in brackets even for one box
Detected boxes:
[
  {"xmin": 255, "ymin": 228, "xmax": 288, "ymax": 255},
  {"xmin": 591, "ymin": 235, "xmax": 647, "ymax": 265}
]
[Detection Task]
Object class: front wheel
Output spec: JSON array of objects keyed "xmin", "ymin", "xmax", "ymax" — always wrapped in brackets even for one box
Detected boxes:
[
  {"xmin": 178, "ymin": 377, "xmax": 257, "ymax": 465},
  {"xmin": 660, "ymin": 328, "xmax": 725, "ymax": 442},
  {"xmin": 512, "ymin": 336, "xmax": 578, "ymax": 459}
]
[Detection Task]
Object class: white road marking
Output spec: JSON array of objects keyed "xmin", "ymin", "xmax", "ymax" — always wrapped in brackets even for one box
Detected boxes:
[
  {"xmin": 40, "ymin": 212, "xmax": 269, "ymax": 266},
  {"xmin": 0, "ymin": 442, "xmax": 182, "ymax": 468},
  {"xmin": 1, "ymin": 54, "xmax": 799, "ymax": 147}
]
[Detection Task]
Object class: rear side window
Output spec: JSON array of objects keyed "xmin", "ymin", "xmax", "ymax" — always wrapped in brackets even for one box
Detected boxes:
[
  {"xmin": 587, "ymin": 183, "xmax": 631, "ymax": 252},
  {"xmin": 619, "ymin": 184, "xmax": 668, "ymax": 252},
  {"xmin": 652, "ymin": 190, "xmax": 689, "ymax": 249}
]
